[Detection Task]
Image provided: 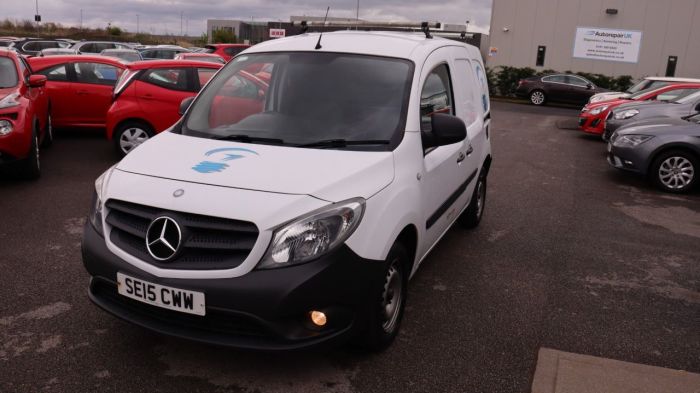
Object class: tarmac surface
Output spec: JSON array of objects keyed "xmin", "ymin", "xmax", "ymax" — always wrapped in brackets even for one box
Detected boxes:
[{"xmin": 1, "ymin": 101, "xmax": 698, "ymax": 392}]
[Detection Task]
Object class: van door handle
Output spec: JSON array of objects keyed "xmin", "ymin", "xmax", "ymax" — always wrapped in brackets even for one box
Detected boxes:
[
  {"xmin": 457, "ymin": 152, "xmax": 466, "ymax": 163},
  {"xmin": 466, "ymin": 144, "xmax": 474, "ymax": 156}
]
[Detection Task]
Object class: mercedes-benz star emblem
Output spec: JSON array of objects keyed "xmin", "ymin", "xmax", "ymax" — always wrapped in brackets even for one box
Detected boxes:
[{"xmin": 146, "ymin": 217, "xmax": 182, "ymax": 261}]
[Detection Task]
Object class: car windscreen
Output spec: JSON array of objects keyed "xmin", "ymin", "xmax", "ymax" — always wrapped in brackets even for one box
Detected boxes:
[
  {"xmin": 674, "ymin": 90, "xmax": 700, "ymax": 104},
  {"xmin": 0, "ymin": 57, "xmax": 18, "ymax": 88},
  {"xmin": 183, "ymin": 52, "xmax": 414, "ymax": 150}
]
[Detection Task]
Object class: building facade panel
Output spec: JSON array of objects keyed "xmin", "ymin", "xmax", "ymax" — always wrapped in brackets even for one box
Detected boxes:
[{"xmin": 488, "ymin": 0, "xmax": 700, "ymax": 79}]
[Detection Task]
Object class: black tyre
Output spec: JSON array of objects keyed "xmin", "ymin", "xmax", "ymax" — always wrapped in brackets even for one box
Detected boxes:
[
  {"xmin": 358, "ymin": 242, "xmax": 409, "ymax": 352},
  {"xmin": 530, "ymin": 90, "xmax": 546, "ymax": 106},
  {"xmin": 458, "ymin": 174, "xmax": 487, "ymax": 228},
  {"xmin": 41, "ymin": 110, "xmax": 53, "ymax": 148},
  {"xmin": 650, "ymin": 150, "xmax": 698, "ymax": 193},
  {"xmin": 19, "ymin": 126, "xmax": 41, "ymax": 180},
  {"xmin": 114, "ymin": 121, "xmax": 154, "ymax": 157}
]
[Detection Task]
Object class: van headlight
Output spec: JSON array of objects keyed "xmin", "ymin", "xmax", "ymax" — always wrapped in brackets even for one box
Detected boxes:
[
  {"xmin": 88, "ymin": 166, "xmax": 116, "ymax": 237},
  {"xmin": 258, "ymin": 198, "xmax": 365, "ymax": 269},
  {"xmin": 614, "ymin": 109, "xmax": 639, "ymax": 120}
]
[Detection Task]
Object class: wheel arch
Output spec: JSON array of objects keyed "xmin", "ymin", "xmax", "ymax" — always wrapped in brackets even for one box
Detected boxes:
[
  {"xmin": 647, "ymin": 143, "xmax": 700, "ymax": 175},
  {"xmin": 111, "ymin": 118, "xmax": 155, "ymax": 141},
  {"xmin": 393, "ymin": 224, "xmax": 419, "ymax": 277}
]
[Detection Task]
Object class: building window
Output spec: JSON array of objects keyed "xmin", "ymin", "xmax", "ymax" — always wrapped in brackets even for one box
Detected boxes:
[{"xmin": 536, "ymin": 46, "xmax": 546, "ymax": 67}]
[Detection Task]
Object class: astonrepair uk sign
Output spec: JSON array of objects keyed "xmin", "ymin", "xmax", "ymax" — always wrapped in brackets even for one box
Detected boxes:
[{"xmin": 573, "ymin": 27, "xmax": 642, "ymax": 63}]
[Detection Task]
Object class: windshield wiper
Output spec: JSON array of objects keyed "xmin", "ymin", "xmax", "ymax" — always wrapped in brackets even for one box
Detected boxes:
[
  {"xmin": 214, "ymin": 134, "xmax": 286, "ymax": 145},
  {"xmin": 298, "ymin": 139, "xmax": 391, "ymax": 149}
]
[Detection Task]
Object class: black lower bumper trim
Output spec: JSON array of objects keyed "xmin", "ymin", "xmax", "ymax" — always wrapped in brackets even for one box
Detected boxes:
[{"xmin": 82, "ymin": 222, "xmax": 385, "ymax": 351}]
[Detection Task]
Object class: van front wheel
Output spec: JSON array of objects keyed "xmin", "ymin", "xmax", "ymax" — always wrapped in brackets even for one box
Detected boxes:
[{"xmin": 358, "ymin": 242, "xmax": 409, "ymax": 352}]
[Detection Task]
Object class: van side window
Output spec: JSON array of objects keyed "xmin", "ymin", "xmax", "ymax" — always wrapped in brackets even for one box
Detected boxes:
[{"xmin": 420, "ymin": 64, "xmax": 453, "ymax": 132}]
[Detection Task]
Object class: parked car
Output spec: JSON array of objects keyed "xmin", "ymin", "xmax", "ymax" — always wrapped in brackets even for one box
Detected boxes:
[
  {"xmin": 604, "ymin": 90, "xmax": 700, "ymax": 140},
  {"xmin": 138, "ymin": 46, "xmax": 190, "ymax": 60},
  {"xmin": 0, "ymin": 49, "xmax": 51, "ymax": 179},
  {"xmin": 28, "ymin": 55, "xmax": 127, "ymax": 129},
  {"xmin": 100, "ymin": 49, "xmax": 143, "ymax": 63},
  {"xmin": 579, "ymin": 83, "xmax": 700, "ymax": 136},
  {"xmin": 203, "ymin": 44, "xmax": 250, "ymax": 62},
  {"xmin": 589, "ymin": 76, "xmax": 700, "ymax": 104},
  {"xmin": 516, "ymin": 74, "xmax": 609, "ymax": 106},
  {"xmin": 83, "ymin": 31, "xmax": 492, "ymax": 351},
  {"xmin": 0, "ymin": 40, "xmax": 14, "ymax": 48},
  {"xmin": 9, "ymin": 39, "xmax": 68, "ymax": 57},
  {"xmin": 106, "ymin": 60, "xmax": 222, "ymax": 156},
  {"xmin": 39, "ymin": 48, "xmax": 78, "ymax": 57},
  {"xmin": 72, "ymin": 41, "xmax": 132, "ymax": 55},
  {"xmin": 608, "ymin": 114, "xmax": 700, "ymax": 193},
  {"xmin": 174, "ymin": 52, "xmax": 225, "ymax": 64}
]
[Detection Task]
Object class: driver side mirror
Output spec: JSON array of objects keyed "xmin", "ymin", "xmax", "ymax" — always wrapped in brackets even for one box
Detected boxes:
[
  {"xmin": 179, "ymin": 97, "xmax": 195, "ymax": 116},
  {"xmin": 27, "ymin": 75, "xmax": 47, "ymax": 88},
  {"xmin": 586, "ymin": 83, "xmax": 593, "ymax": 90},
  {"xmin": 421, "ymin": 113, "xmax": 467, "ymax": 149}
]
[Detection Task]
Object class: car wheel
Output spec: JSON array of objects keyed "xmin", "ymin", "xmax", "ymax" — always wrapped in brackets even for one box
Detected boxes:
[
  {"xmin": 114, "ymin": 121, "xmax": 154, "ymax": 157},
  {"xmin": 19, "ymin": 125, "xmax": 41, "ymax": 180},
  {"xmin": 459, "ymin": 174, "xmax": 487, "ymax": 228},
  {"xmin": 530, "ymin": 90, "xmax": 546, "ymax": 106},
  {"xmin": 651, "ymin": 150, "xmax": 697, "ymax": 193},
  {"xmin": 358, "ymin": 242, "xmax": 409, "ymax": 352},
  {"xmin": 41, "ymin": 110, "xmax": 53, "ymax": 148}
]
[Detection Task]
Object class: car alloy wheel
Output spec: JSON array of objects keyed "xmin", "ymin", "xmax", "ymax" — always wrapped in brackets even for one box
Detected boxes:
[
  {"xmin": 119, "ymin": 127, "xmax": 150, "ymax": 155},
  {"xmin": 658, "ymin": 156, "xmax": 695, "ymax": 191},
  {"xmin": 530, "ymin": 90, "xmax": 546, "ymax": 105}
]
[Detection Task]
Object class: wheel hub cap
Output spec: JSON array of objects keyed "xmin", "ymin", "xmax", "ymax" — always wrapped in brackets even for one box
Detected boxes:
[
  {"xmin": 120, "ymin": 128, "xmax": 149, "ymax": 154},
  {"xmin": 381, "ymin": 260, "xmax": 403, "ymax": 333},
  {"xmin": 659, "ymin": 156, "xmax": 694, "ymax": 189}
]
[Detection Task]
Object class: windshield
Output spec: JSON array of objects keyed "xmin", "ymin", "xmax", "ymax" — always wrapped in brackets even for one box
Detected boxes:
[
  {"xmin": 0, "ymin": 57, "xmax": 18, "ymax": 88},
  {"xmin": 674, "ymin": 90, "xmax": 700, "ymax": 104},
  {"xmin": 184, "ymin": 52, "xmax": 414, "ymax": 150}
]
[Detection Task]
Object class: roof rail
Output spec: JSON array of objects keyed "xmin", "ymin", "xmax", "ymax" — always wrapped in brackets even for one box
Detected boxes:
[{"xmin": 292, "ymin": 20, "xmax": 441, "ymax": 32}]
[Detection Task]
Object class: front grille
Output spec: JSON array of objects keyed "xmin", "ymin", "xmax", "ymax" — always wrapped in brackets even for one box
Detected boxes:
[
  {"xmin": 92, "ymin": 279, "xmax": 270, "ymax": 338},
  {"xmin": 106, "ymin": 199, "xmax": 259, "ymax": 270},
  {"xmin": 590, "ymin": 119, "xmax": 600, "ymax": 127}
]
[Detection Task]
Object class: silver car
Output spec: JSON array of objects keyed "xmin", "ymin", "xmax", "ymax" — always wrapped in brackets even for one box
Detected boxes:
[{"xmin": 608, "ymin": 114, "xmax": 700, "ymax": 193}]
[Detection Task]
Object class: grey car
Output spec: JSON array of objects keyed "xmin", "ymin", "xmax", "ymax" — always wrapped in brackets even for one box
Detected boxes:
[
  {"xmin": 607, "ymin": 114, "xmax": 700, "ymax": 193},
  {"xmin": 604, "ymin": 90, "xmax": 700, "ymax": 140}
]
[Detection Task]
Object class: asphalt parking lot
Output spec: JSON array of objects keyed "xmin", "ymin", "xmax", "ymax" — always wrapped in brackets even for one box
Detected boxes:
[{"xmin": 1, "ymin": 101, "xmax": 698, "ymax": 393}]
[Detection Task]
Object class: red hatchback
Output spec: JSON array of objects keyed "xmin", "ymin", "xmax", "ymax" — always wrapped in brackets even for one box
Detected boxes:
[
  {"xmin": 579, "ymin": 83, "xmax": 700, "ymax": 135},
  {"xmin": 203, "ymin": 44, "xmax": 250, "ymax": 62},
  {"xmin": 28, "ymin": 55, "xmax": 127, "ymax": 129},
  {"xmin": 107, "ymin": 60, "xmax": 222, "ymax": 156},
  {"xmin": 0, "ymin": 49, "xmax": 50, "ymax": 179}
]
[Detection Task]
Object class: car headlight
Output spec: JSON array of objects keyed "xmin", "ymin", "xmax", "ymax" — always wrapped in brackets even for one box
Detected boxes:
[
  {"xmin": 590, "ymin": 105, "xmax": 609, "ymax": 115},
  {"xmin": 257, "ymin": 198, "xmax": 365, "ymax": 269},
  {"xmin": 0, "ymin": 119, "xmax": 13, "ymax": 136},
  {"xmin": 614, "ymin": 109, "xmax": 639, "ymax": 120},
  {"xmin": 612, "ymin": 134, "xmax": 653, "ymax": 148},
  {"xmin": 88, "ymin": 166, "xmax": 116, "ymax": 237},
  {"xmin": 0, "ymin": 92, "xmax": 20, "ymax": 109}
]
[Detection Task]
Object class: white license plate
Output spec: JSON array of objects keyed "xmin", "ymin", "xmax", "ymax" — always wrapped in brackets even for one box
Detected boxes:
[{"xmin": 117, "ymin": 272, "xmax": 206, "ymax": 316}]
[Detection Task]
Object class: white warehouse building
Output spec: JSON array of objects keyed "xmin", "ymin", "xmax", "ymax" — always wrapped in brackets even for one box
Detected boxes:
[{"xmin": 486, "ymin": 0, "xmax": 700, "ymax": 79}]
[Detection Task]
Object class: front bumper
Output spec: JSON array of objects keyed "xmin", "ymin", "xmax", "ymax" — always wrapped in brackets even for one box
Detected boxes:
[
  {"xmin": 606, "ymin": 142, "xmax": 652, "ymax": 175},
  {"xmin": 82, "ymin": 222, "xmax": 385, "ymax": 351},
  {"xmin": 578, "ymin": 113, "xmax": 605, "ymax": 134},
  {"xmin": 0, "ymin": 109, "xmax": 31, "ymax": 162},
  {"xmin": 603, "ymin": 119, "xmax": 626, "ymax": 141}
]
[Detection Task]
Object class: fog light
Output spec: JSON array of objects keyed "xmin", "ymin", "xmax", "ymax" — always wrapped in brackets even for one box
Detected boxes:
[
  {"xmin": 310, "ymin": 310, "xmax": 327, "ymax": 327},
  {"xmin": 0, "ymin": 120, "xmax": 13, "ymax": 136}
]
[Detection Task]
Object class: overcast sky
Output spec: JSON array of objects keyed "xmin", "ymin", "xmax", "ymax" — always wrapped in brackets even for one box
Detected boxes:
[{"xmin": 2, "ymin": 0, "xmax": 492, "ymax": 36}]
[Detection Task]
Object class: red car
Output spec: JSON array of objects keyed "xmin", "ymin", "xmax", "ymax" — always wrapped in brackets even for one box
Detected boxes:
[
  {"xmin": 174, "ymin": 52, "xmax": 225, "ymax": 64},
  {"xmin": 203, "ymin": 44, "xmax": 250, "ymax": 62},
  {"xmin": 0, "ymin": 49, "xmax": 50, "ymax": 179},
  {"xmin": 107, "ymin": 60, "xmax": 222, "ymax": 156},
  {"xmin": 27, "ymin": 55, "xmax": 127, "ymax": 129},
  {"xmin": 579, "ymin": 83, "xmax": 700, "ymax": 135}
]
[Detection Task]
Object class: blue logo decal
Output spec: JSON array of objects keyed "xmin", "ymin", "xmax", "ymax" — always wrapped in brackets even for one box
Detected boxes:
[{"xmin": 192, "ymin": 147, "xmax": 259, "ymax": 173}]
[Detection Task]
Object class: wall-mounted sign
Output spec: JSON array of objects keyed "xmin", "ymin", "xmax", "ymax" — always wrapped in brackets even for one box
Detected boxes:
[
  {"xmin": 573, "ymin": 27, "xmax": 642, "ymax": 63},
  {"xmin": 488, "ymin": 47, "xmax": 498, "ymax": 57},
  {"xmin": 269, "ymin": 28, "xmax": 286, "ymax": 39}
]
